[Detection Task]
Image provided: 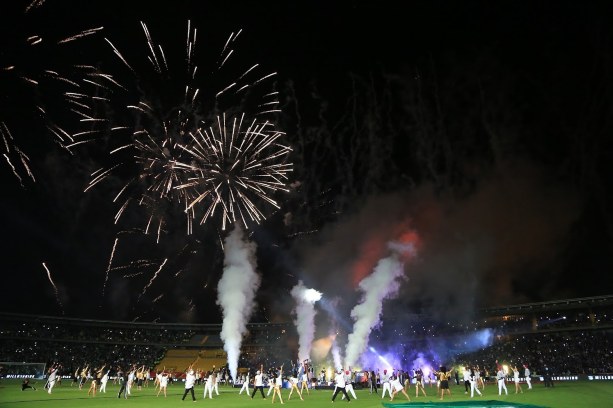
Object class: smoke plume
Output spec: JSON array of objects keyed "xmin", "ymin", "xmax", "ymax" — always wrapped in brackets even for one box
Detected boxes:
[
  {"xmin": 331, "ymin": 338, "xmax": 343, "ymax": 369},
  {"xmin": 217, "ymin": 225, "xmax": 260, "ymax": 381},
  {"xmin": 291, "ymin": 281, "xmax": 321, "ymax": 361},
  {"xmin": 344, "ymin": 241, "xmax": 415, "ymax": 367}
]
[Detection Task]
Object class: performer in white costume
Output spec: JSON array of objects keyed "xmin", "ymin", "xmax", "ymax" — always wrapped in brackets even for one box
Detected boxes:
[
  {"xmin": 380, "ymin": 369, "xmax": 392, "ymax": 399},
  {"xmin": 239, "ymin": 371, "xmax": 250, "ymax": 395}
]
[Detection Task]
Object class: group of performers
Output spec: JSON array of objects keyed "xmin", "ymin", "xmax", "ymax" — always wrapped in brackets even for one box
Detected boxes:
[
  {"xmin": 414, "ymin": 361, "xmax": 533, "ymax": 401},
  {"xmin": 27, "ymin": 363, "xmax": 157, "ymax": 398},
  {"xmin": 181, "ymin": 364, "xmax": 227, "ymax": 401},
  {"xmin": 329, "ymin": 360, "xmax": 533, "ymax": 402},
  {"xmin": 23, "ymin": 357, "xmax": 534, "ymax": 403},
  {"xmin": 248, "ymin": 359, "xmax": 313, "ymax": 404}
]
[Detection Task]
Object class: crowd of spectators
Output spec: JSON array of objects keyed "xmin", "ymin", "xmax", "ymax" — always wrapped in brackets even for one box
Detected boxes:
[
  {"xmin": 0, "ymin": 314, "xmax": 196, "ymax": 377},
  {"xmin": 1, "ymin": 306, "xmax": 611, "ymax": 380},
  {"xmin": 0, "ymin": 338, "xmax": 165, "ymax": 377},
  {"xmin": 481, "ymin": 311, "xmax": 613, "ymax": 335},
  {"xmin": 454, "ymin": 330, "xmax": 613, "ymax": 375},
  {"xmin": 0, "ymin": 319, "xmax": 194, "ymax": 345}
]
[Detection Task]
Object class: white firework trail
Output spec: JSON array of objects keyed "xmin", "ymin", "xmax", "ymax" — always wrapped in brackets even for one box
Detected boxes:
[
  {"xmin": 58, "ymin": 27, "xmax": 104, "ymax": 44},
  {"xmin": 25, "ymin": 0, "xmax": 46, "ymax": 13},
  {"xmin": 137, "ymin": 258, "xmax": 168, "ymax": 302},
  {"xmin": 101, "ymin": 237, "xmax": 119, "ymax": 298},
  {"xmin": 42, "ymin": 262, "xmax": 64, "ymax": 314}
]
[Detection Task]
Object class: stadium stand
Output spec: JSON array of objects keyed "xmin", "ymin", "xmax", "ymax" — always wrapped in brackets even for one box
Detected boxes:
[{"xmin": 0, "ymin": 296, "xmax": 611, "ymax": 381}]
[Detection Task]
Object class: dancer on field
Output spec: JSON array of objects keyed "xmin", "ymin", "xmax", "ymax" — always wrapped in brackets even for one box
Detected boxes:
[
  {"xmin": 435, "ymin": 366, "xmax": 452, "ymax": 401},
  {"xmin": 390, "ymin": 373, "xmax": 411, "ymax": 401},
  {"xmin": 239, "ymin": 369, "xmax": 251, "ymax": 396},
  {"xmin": 414, "ymin": 368, "xmax": 427, "ymax": 397},
  {"xmin": 251, "ymin": 364, "xmax": 266, "ymax": 399},
  {"xmin": 523, "ymin": 364, "xmax": 532, "ymax": 390},
  {"xmin": 512, "ymin": 365, "xmax": 523, "ymax": 394},
  {"xmin": 331, "ymin": 369, "xmax": 351, "ymax": 402},
  {"xmin": 157, "ymin": 368, "xmax": 169, "ymax": 397},
  {"xmin": 271, "ymin": 365, "xmax": 285, "ymax": 404}
]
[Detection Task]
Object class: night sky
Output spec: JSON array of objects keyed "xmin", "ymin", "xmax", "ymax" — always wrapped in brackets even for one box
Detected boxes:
[{"xmin": 1, "ymin": 0, "xmax": 612, "ymax": 326}]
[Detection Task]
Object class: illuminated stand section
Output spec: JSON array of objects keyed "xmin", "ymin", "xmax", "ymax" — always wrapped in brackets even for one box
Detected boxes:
[
  {"xmin": 0, "ymin": 362, "xmax": 46, "ymax": 379},
  {"xmin": 588, "ymin": 375, "xmax": 613, "ymax": 381}
]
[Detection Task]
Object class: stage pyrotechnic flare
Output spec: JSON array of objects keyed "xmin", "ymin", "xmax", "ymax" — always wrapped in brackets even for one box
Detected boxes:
[
  {"xmin": 344, "ymin": 238, "xmax": 416, "ymax": 368},
  {"xmin": 303, "ymin": 288, "xmax": 323, "ymax": 303},
  {"xmin": 217, "ymin": 225, "xmax": 260, "ymax": 382},
  {"xmin": 291, "ymin": 281, "xmax": 322, "ymax": 362}
]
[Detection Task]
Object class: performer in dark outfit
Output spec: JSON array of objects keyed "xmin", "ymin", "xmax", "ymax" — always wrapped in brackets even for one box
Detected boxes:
[
  {"xmin": 117, "ymin": 366, "xmax": 129, "ymax": 399},
  {"xmin": 251, "ymin": 364, "xmax": 266, "ymax": 399},
  {"xmin": 21, "ymin": 379, "xmax": 36, "ymax": 391},
  {"xmin": 435, "ymin": 366, "xmax": 452, "ymax": 401},
  {"xmin": 331, "ymin": 370, "xmax": 351, "ymax": 402},
  {"xmin": 414, "ymin": 368, "xmax": 427, "ymax": 397},
  {"xmin": 369, "ymin": 370, "xmax": 378, "ymax": 394}
]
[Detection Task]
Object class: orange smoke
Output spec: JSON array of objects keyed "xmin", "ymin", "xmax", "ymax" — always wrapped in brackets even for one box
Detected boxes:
[
  {"xmin": 311, "ymin": 335, "xmax": 335, "ymax": 362},
  {"xmin": 349, "ymin": 219, "xmax": 419, "ymax": 287}
]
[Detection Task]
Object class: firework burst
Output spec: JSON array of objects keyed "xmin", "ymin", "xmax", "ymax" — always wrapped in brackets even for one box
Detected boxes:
[
  {"xmin": 178, "ymin": 112, "xmax": 293, "ymax": 230},
  {"xmin": 78, "ymin": 21, "xmax": 290, "ymax": 317},
  {"xmin": 81, "ymin": 20, "xmax": 281, "ymax": 239}
]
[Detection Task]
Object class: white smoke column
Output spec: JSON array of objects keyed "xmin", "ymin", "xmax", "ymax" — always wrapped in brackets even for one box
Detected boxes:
[
  {"xmin": 291, "ymin": 281, "xmax": 321, "ymax": 362},
  {"xmin": 331, "ymin": 339, "xmax": 343, "ymax": 370},
  {"xmin": 217, "ymin": 225, "xmax": 261, "ymax": 382},
  {"xmin": 344, "ymin": 241, "xmax": 415, "ymax": 367}
]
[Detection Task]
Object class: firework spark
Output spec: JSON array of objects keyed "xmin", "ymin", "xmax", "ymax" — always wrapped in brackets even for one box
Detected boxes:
[
  {"xmin": 110, "ymin": 258, "xmax": 160, "ymax": 272},
  {"xmin": 25, "ymin": 0, "xmax": 46, "ymax": 13}
]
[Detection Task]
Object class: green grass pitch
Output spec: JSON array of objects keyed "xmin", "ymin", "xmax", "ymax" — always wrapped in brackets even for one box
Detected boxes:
[{"xmin": 1, "ymin": 380, "xmax": 612, "ymax": 408}]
